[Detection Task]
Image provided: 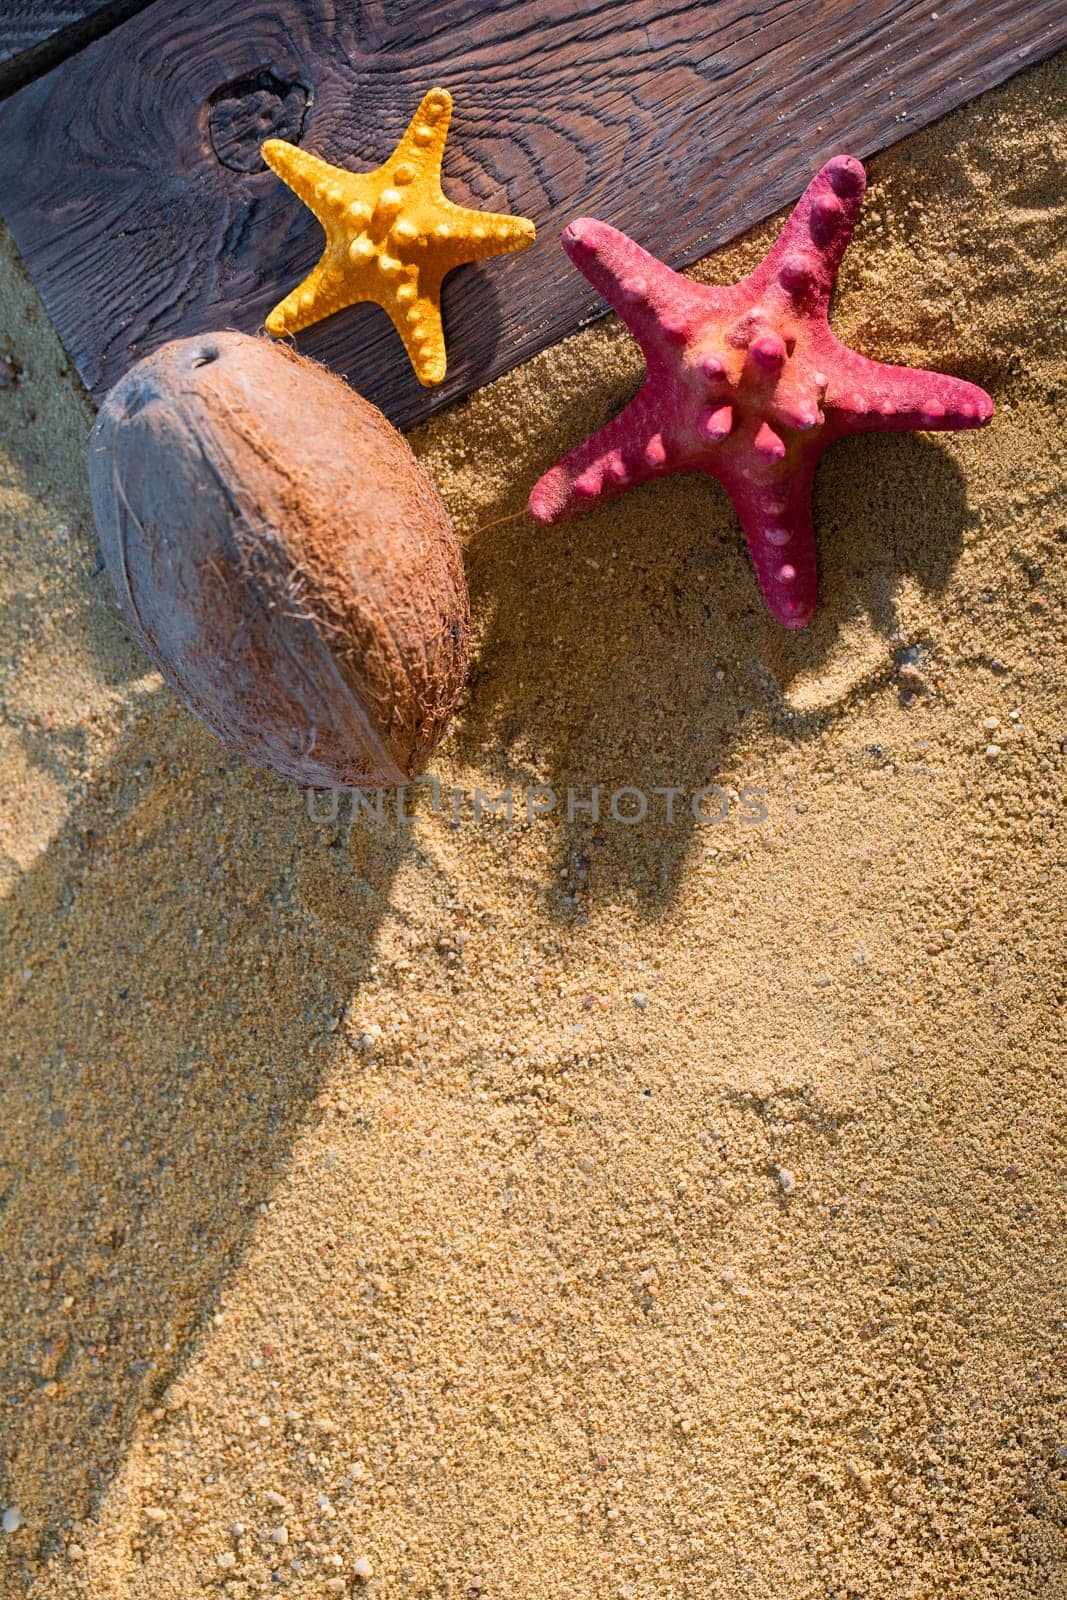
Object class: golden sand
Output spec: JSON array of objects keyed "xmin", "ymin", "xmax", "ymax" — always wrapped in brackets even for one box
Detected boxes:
[{"xmin": 0, "ymin": 55, "xmax": 1064, "ymax": 1600}]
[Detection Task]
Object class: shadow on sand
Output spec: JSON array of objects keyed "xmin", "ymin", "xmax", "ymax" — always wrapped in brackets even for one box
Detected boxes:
[
  {"xmin": 0, "ymin": 402, "xmax": 978, "ymax": 1579},
  {"xmin": 452, "ymin": 426, "xmax": 975, "ymax": 912},
  {"xmin": 0, "ymin": 700, "xmax": 411, "ymax": 1576}
]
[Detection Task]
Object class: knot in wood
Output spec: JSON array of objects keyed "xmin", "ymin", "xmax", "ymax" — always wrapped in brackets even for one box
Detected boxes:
[{"xmin": 208, "ymin": 69, "xmax": 310, "ymax": 173}]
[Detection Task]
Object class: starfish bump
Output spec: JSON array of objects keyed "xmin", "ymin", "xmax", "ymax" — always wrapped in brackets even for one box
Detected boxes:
[
  {"xmin": 262, "ymin": 88, "xmax": 535, "ymax": 386},
  {"xmin": 528, "ymin": 156, "xmax": 993, "ymax": 627}
]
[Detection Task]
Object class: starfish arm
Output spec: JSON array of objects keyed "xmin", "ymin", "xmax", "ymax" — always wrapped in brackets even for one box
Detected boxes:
[
  {"xmin": 391, "ymin": 87, "xmax": 454, "ymax": 183},
  {"xmin": 718, "ymin": 459, "xmax": 819, "ymax": 629},
  {"xmin": 434, "ymin": 198, "xmax": 536, "ymax": 262},
  {"xmin": 386, "ymin": 269, "xmax": 448, "ymax": 387},
  {"xmin": 753, "ymin": 155, "xmax": 867, "ymax": 316},
  {"xmin": 559, "ymin": 218, "xmax": 709, "ymax": 370},
  {"xmin": 265, "ymin": 250, "xmax": 358, "ymax": 337},
  {"xmin": 261, "ymin": 139, "xmax": 347, "ymax": 219},
  {"xmin": 528, "ymin": 386, "xmax": 677, "ymax": 524},
  {"xmin": 822, "ymin": 344, "xmax": 995, "ymax": 432}
]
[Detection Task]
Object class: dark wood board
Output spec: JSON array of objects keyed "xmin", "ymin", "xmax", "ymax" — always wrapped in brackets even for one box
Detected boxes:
[
  {"xmin": 0, "ymin": 0, "xmax": 156, "ymax": 96},
  {"xmin": 0, "ymin": 0, "xmax": 1062, "ymax": 428}
]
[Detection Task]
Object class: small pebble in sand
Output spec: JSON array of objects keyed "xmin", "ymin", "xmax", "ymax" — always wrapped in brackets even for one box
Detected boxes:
[
  {"xmin": 721, "ymin": 1268, "xmax": 736, "ymax": 1286},
  {"xmin": 143, "ymin": 1506, "xmax": 167, "ymax": 1524},
  {"xmin": 776, "ymin": 1166, "xmax": 796, "ymax": 1195},
  {"xmin": 632, "ymin": 992, "xmax": 648, "ymax": 1011},
  {"xmin": 985, "ymin": 744, "xmax": 1001, "ymax": 758},
  {"xmin": 217, "ymin": 1550, "xmax": 236, "ymax": 1569},
  {"xmin": 353, "ymin": 1554, "xmax": 374, "ymax": 1580},
  {"xmin": 982, "ymin": 716, "xmax": 1000, "ymax": 731},
  {"xmin": 264, "ymin": 1490, "xmax": 286, "ymax": 1509},
  {"xmin": 2, "ymin": 1507, "xmax": 21, "ymax": 1534},
  {"xmin": 271, "ymin": 1524, "xmax": 289, "ymax": 1546}
]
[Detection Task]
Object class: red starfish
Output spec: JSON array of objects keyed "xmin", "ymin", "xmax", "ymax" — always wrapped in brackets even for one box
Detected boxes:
[{"xmin": 528, "ymin": 155, "xmax": 993, "ymax": 628}]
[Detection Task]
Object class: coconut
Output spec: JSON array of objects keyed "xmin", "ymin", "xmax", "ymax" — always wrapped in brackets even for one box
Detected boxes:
[{"xmin": 89, "ymin": 331, "xmax": 469, "ymax": 787}]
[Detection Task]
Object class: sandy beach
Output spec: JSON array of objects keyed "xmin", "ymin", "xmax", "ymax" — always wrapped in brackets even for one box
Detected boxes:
[{"xmin": 0, "ymin": 52, "xmax": 1064, "ymax": 1600}]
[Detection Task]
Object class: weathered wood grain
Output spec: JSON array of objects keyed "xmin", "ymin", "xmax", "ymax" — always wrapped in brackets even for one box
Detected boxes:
[
  {"xmin": 0, "ymin": 0, "xmax": 155, "ymax": 96},
  {"xmin": 0, "ymin": 0, "xmax": 1061, "ymax": 427}
]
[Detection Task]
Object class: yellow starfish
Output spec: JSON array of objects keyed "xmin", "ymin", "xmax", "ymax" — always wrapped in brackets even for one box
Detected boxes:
[{"xmin": 261, "ymin": 88, "xmax": 535, "ymax": 386}]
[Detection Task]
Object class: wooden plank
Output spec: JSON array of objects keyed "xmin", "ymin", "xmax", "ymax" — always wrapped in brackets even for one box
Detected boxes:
[
  {"xmin": 0, "ymin": 1, "xmax": 156, "ymax": 97},
  {"xmin": 0, "ymin": 0, "xmax": 1061, "ymax": 428}
]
